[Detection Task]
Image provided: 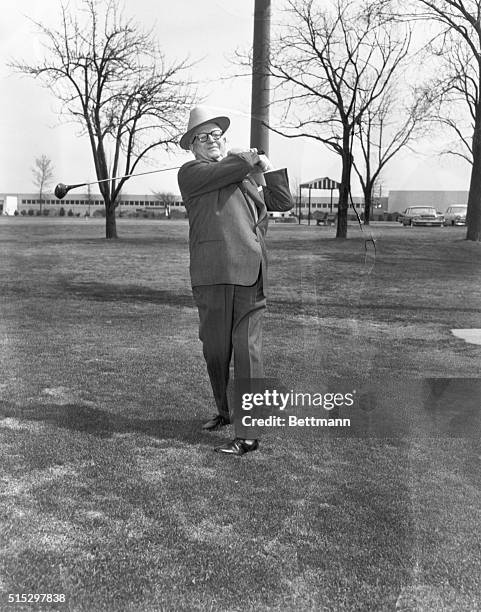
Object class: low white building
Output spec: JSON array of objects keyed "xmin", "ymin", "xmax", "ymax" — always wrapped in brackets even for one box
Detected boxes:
[{"xmin": 1, "ymin": 192, "xmax": 185, "ymax": 216}]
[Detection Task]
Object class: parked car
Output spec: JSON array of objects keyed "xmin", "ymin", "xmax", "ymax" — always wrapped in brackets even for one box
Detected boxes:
[
  {"xmin": 267, "ymin": 210, "xmax": 297, "ymax": 222},
  {"xmin": 443, "ymin": 205, "xmax": 467, "ymax": 226},
  {"xmin": 401, "ymin": 206, "xmax": 444, "ymax": 227}
]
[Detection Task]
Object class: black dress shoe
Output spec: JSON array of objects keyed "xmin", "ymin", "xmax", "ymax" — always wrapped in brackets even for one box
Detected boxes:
[
  {"xmin": 202, "ymin": 414, "xmax": 230, "ymax": 431},
  {"xmin": 214, "ymin": 438, "xmax": 259, "ymax": 456}
]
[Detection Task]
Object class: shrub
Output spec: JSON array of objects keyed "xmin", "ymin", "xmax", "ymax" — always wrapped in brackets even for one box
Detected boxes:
[
  {"xmin": 67, "ymin": 209, "xmax": 74, "ymax": 217},
  {"xmin": 170, "ymin": 209, "xmax": 187, "ymax": 219}
]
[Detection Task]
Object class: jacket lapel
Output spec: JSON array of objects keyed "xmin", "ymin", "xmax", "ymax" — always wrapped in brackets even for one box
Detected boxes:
[{"xmin": 242, "ymin": 177, "xmax": 267, "ymax": 224}]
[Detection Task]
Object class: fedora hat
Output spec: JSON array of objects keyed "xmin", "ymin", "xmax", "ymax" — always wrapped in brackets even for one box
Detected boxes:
[{"xmin": 180, "ymin": 106, "xmax": 230, "ymax": 150}]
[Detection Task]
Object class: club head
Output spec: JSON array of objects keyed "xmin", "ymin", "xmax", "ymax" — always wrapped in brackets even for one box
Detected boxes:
[{"xmin": 54, "ymin": 183, "xmax": 70, "ymax": 199}]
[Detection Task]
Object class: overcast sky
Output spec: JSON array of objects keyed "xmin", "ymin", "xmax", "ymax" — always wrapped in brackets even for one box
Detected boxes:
[{"xmin": 0, "ymin": 0, "xmax": 472, "ymax": 197}]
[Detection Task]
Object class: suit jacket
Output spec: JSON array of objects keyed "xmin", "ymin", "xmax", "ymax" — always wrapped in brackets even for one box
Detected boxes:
[{"xmin": 177, "ymin": 151, "xmax": 293, "ymax": 291}]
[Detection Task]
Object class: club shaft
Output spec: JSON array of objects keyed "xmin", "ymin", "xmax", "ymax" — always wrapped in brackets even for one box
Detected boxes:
[
  {"xmin": 64, "ymin": 150, "xmax": 266, "ymax": 192},
  {"xmin": 78, "ymin": 166, "xmax": 182, "ymax": 188}
]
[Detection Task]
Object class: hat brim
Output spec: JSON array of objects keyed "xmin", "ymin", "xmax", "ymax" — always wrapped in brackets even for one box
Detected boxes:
[{"xmin": 180, "ymin": 116, "xmax": 230, "ymax": 150}]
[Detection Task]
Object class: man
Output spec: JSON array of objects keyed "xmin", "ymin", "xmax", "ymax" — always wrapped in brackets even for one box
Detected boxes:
[{"xmin": 177, "ymin": 106, "xmax": 293, "ymax": 456}]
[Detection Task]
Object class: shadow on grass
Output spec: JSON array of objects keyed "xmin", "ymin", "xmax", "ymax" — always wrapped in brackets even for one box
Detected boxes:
[
  {"xmin": 0, "ymin": 401, "xmax": 206, "ymax": 444},
  {"xmin": 269, "ymin": 296, "xmax": 481, "ymax": 316},
  {"xmin": 63, "ymin": 281, "xmax": 195, "ymax": 307},
  {"xmin": 5, "ymin": 280, "xmax": 196, "ymax": 308}
]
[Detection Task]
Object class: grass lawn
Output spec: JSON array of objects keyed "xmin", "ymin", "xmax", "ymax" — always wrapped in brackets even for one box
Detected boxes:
[{"xmin": 0, "ymin": 218, "xmax": 480, "ymax": 611}]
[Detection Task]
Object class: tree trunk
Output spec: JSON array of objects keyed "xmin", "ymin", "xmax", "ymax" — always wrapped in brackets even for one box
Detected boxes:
[
  {"xmin": 336, "ymin": 137, "xmax": 351, "ymax": 239},
  {"xmin": 337, "ymin": 183, "xmax": 348, "ymax": 238},
  {"xmin": 105, "ymin": 201, "xmax": 118, "ymax": 239},
  {"xmin": 364, "ymin": 188, "xmax": 372, "ymax": 226},
  {"xmin": 466, "ymin": 106, "xmax": 481, "ymax": 241}
]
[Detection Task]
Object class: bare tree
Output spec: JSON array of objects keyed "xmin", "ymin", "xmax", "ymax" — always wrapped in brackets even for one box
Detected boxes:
[
  {"xmin": 352, "ymin": 81, "xmax": 431, "ymax": 224},
  {"xmin": 152, "ymin": 190, "xmax": 177, "ymax": 217},
  {"xmin": 425, "ymin": 36, "xmax": 476, "ymax": 165},
  {"xmin": 259, "ymin": 0, "xmax": 410, "ymax": 238},
  {"xmin": 408, "ymin": 0, "xmax": 481, "ymax": 241},
  {"xmin": 12, "ymin": 0, "xmax": 196, "ymax": 238},
  {"xmin": 32, "ymin": 154, "xmax": 54, "ymax": 215}
]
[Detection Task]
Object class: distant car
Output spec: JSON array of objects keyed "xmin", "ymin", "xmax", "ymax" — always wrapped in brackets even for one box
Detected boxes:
[
  {"xmin": 401, "ymin": 206, "xmax": 444, "ymax": 227},
  {"xmin": 443, "ymin": 205, "xmax": 467, "ymax": 226},
  {"xmin": 267, "ymin": 211, "xmax": 296, "ymax": 222}
]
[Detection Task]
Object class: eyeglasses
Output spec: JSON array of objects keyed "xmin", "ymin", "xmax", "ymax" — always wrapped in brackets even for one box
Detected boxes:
[{"xmin": 193, "ymin": 129, "xmax": 223, "ymax": 144}]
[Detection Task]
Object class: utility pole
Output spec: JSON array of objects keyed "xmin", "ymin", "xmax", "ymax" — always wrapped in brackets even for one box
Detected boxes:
[{"xmin": 250, "ymin": 0, "xmax": 271, "ymax": 156}]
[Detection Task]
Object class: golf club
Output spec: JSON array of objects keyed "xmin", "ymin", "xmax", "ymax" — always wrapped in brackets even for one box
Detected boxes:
[
  {"xmin": 54, "ymin": 150, "xmax": 266, "ymax": 199},
  {"xmin": 54, "ymin": 167, "xmax": 180, "ymax": 199}
]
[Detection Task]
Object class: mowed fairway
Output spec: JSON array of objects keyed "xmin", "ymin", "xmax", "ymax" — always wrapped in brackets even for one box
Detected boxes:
[{"xmin": 1, "ymin": 217, "xmax": 480, "ymax": 611}]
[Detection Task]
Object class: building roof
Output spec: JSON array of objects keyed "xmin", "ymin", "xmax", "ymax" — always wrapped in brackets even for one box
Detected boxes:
[{"xmin": 299, "ymin": 177, "xmax": 341, "ymax": 190}]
